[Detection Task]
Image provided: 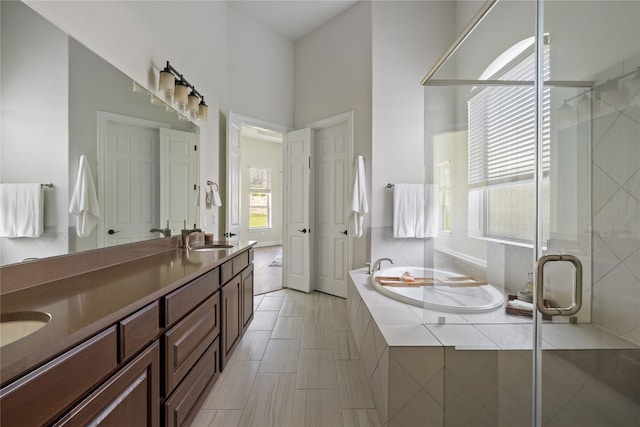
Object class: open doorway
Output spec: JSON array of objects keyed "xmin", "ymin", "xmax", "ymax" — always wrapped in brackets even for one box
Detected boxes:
[{"xmin": 239, "ymin": 124, "xmax": 284, "ymax": 295}]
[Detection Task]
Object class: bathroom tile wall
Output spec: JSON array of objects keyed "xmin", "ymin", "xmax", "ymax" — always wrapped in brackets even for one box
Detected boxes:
[
  {"xmin": 0, "ymin": 228, "xmax": 68, "ymax": 266},
  {"xmin": 370, "ymin": 226, "xmax": 433, "ymax": 268},
  {"xmin": 591, "ymin": 54, "xmax": 640, "ymax": 346}
]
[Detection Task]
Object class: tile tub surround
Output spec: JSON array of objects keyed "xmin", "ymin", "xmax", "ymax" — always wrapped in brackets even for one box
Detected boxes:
[{"xmin": 348, "ymin": 268, "xmax": 640, "ymax": 427}]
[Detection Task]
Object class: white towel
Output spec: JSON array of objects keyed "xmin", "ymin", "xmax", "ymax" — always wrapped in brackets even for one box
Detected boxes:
[
  {"xmin": 212, "ymin": 188, "xmax": 222, "ymax": 207},
  {"xmin": 69, "ymin": 155, "xmax": 101, "ymax": 238},
  {"xmin": 350, "ymin": 155, "xmax": 368, "ymax": 238},
  {"xmin": 0, "ymin": 183, "xmax": 44, "ymax": 238},
  {"xmin": 392, "ymin": 184, "xmax": 438, "ymax": 238}
]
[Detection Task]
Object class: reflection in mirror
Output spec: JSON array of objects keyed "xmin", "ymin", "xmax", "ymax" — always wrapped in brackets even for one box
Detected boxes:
[{"xmin": 0, "ymin": 1, "xmax": 199, "ymax": 266}]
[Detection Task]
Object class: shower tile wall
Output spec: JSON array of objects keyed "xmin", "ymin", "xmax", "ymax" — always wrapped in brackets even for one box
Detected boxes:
[
  {"xmin": 591, "ymin": 55, "xmax": 640, "ymax": 346},
  {"xmin": 0, "ymin": 228, "xmax": 68, "ymax": 266},
  {"xmin": 370, "ymin": 227, "xmax": 433, "ymax": 267}
]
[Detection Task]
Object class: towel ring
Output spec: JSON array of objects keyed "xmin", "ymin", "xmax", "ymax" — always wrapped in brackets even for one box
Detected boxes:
[{"xmin": 206, "ymin": 180, "xmax": 219, "ymax": 191}]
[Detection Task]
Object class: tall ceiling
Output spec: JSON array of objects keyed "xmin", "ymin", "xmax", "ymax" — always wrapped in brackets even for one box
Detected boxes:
[{"xmin": 226, "ymin": 0, "xmax": 359, "ymax": 41}]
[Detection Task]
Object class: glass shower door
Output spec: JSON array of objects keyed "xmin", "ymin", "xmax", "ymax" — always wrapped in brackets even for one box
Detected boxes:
[
  {"xmin": 535, "ymin": 1, "xmax": 640, "ymax": 425},
  {"xmin": 423, "ymin": 0, "xmax": 640, "ymax": 425}
]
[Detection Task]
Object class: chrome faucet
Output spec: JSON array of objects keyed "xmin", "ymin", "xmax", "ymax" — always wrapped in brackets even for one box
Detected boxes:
[
  {"xmin": 181, "ymin": 220, "xmax": 202, "ymax": 248},
  {"xmin": 370, "ymin": 257, "xmax": 393, "ymax": 274},
  {"xmin": 150, "ymin": 227, "xmax": 171, "ymax": 237},
  {"xmin": 151, "ymin": 220, "xmax": 172, "ymax": 237}
]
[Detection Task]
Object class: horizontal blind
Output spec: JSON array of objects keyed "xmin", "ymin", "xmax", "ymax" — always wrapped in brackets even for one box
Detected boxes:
[{"xmin": 468, "ymin": 47, "xmax": 550, "ymax": 187}]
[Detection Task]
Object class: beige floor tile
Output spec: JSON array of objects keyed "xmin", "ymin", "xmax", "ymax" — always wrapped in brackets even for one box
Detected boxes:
[
  {"xmin": 239, "ymin": 374, "xmax": 297, "ymax": 427},
  {"xmin": 259, "ymin": 339, "xmax": 301, "ymax": 373},
  {"xmin": 272, "ymin": 316, "xmax": 304, "ymax": 339},
  {"xmin": 304, "ymin": 305, "xmax": 332, "ymax": 324},
  {"xmin": 191, "ymin": 410, "xmax": 243, "ymax": 426},
  {"xmin": 285, "ymin": 289, "xmax": 320, "ymax": 304},
  {"xmin": 301, "ymin": 322, "xmax": 336, "ymax": 349},
  {"xmin": 201, "ymin": 361, "xmax": 261, "ymax": 410},
  {"xmin": 279, "ymin": 300, "xmax": 307, "ymax": 316},
  {"xmin": 258, "ymin": 295, "xmax": 285, "ymax": 311},
  {"xmin": 296, "ymin": 349, "xmax": 339, "ymax": 390},
  {"xmin": 233, "ymin": 330, "xmax": 271, "ymax": 361},
  {"xmin": 247, "ymin": 310, "xmax": 278, "ymax": 331},
  {"xmin": 293, "ymin": 390, "xmax": 344, "ymax": 427},
  {"xmin": 336, "ymin": 360, "xmax": 376, "ymax": 409},
  {"xmin": 333, "ymin": 330, "xmax": 360, "ymax": 360},
  {"xmin": 342, "ymin": 409, "xmax": 382, "ymax": 427}
]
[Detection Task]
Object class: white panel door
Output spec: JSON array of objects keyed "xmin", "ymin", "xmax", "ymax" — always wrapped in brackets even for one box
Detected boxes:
[
  {"xmin": 315, "ymin": 122, "xmax": 350, "ymax": 298},
  {"xmin": 159, "ymin": 128, "xmax": 198, "ymax": 233},
  {"xmin": 104, "ymin": 122, "xmax": 159, "ymax": 247},
  {"xmin": 226, "ymin": 112, "xmax": 242, "ymax": 242},
  {"xmin": 284, "ymin": 128, "xmax": 313, "ymax": 293}
]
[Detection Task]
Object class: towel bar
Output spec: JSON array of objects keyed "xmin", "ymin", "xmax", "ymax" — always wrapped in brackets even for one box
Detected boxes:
[{"xmin": 41, "ymin": 183, "xmax": 54, "ymax": 188}]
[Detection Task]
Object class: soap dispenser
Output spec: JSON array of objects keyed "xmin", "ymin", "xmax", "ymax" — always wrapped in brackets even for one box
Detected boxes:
[{"xmin": 517, "ymin": 272, "xmax": 534, "ymax": 302}]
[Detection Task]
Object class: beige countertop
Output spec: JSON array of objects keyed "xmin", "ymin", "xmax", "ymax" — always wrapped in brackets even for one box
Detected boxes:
[{"xmin": 0, "ymin": 241, "xmax": 255, "ymax": 386}]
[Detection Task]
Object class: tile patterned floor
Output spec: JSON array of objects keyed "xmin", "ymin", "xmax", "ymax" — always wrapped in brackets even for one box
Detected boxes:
[{"xmin": 192, "ymin": 289, "xmax": 381, "ymax": 427}]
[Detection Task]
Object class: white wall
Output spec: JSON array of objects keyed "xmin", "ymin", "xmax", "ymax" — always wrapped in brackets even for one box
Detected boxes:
[
  {"xmin": 370, "ymin": 1, "xmax": 457, "ymax": 266},
  {"xmin": 227, "ymin": 7, "xmax": 294, "ymax": 129},
  {"xmin": 294, "ymin": 1, "xmax": 373, "ymax": 268},
  {"xmin": 240, "ymin": 137, "xmax": 283, "ymax": 245}
]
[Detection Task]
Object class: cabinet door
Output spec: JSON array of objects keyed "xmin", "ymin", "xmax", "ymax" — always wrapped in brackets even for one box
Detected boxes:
[
  {"xmin": 241, "ymin": 265, "xmax": 254, "ymax": 334},
  {"xmin": 221, "ymin": 275, "xmax": 241, "ymax": 370},
  {"xmin": 164, "ymin": 293, "xmax": 219, "ymax": 395},
  {"xmin": 54, "ymin": 342, "xmax": 160, "ymax": 427}
]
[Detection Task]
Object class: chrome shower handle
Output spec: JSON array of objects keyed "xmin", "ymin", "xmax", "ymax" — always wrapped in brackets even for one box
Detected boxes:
[{"xmin": 535, "ymin": 254, "xmax": 583, "ymax": 317}]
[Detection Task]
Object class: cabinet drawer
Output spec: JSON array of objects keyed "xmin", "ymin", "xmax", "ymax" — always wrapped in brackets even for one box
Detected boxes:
[
  {"xmin": 0, "ymin": 327, "xmax": 118, "ymax": 427},
  {"xmin": 220, "ymin": 260, "xmax": 233, "ymax": 284},
  {"xmin": 164, "ymin": 293, "xmax": 219, "ymax": 395},
  {"xmin": 164, "ymin": 338, "xmax": 219, "ymax": 427},
  {"xmin": 53, "ymin": 341, "xmax": 159, "ymax": 427},
  {"xmin": 232, "ymin": 250, "xmax": 250, "ymax": 276},
  {"xmin": 119, "ymin": 301, "xmax": 159, "ymax": 362},
  {"xmin": 164, "ymin": 268, "xmax": 219, "ymax": 326}
]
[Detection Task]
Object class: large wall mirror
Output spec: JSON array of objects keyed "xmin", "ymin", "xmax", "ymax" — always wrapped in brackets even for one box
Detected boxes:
[{"xmin": 0, "ymin": 1, "xmax": 200, "ymax": 266}]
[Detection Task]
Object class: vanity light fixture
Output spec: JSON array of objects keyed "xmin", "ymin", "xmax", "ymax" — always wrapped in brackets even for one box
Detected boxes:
[
  {"xmin": 198, "ymin": 97, "xmax": 209, "ymax": 121},
  {"xmin": 187, "ymin": 88, "xmax": 200, "ymax": 114},
  {"xmin": 159, "ymin": 62, "xmax": 175, "ymax": 95},
  {"xmin": 157, "ymin": 60, "xmax": 208, "ymax": 120},
  {"xmin": 174, "ymin": 79, "xmax": 189, "ymax": 107}
]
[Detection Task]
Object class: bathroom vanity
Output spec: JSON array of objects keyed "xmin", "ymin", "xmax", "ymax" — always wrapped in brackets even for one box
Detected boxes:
[{"xmin": 0, "ymin": 241, "xmax": 255, "ymax": 427}]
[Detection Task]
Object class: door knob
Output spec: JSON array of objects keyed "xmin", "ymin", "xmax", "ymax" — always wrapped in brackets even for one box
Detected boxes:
[
  {"xmin": 340, "ymin": 230, "xmax": 348, "ymax": 235},
  {"xmin": 297, "ymin": 228, "xmax": 308, "ymax": 234},
  {"xmin": 108, "ymin": 229, "xmax": 120, "ymax": 235},
  {"xmin": 224, "ymin": 232, "xmax": 237, "ymax": 238}
]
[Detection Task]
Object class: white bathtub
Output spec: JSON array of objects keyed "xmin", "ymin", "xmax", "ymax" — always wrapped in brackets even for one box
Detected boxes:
[{"xmin": 370, "ymin": 266, "xmax": 504, "ymax": 313}]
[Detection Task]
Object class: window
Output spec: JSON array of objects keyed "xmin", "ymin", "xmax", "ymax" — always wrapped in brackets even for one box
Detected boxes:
[
  {"xmin": 249, "ymin": 168, "xmax": 272, "ymax": 229},
  {"xmin": 438, "ymin": 161, "xmax": 452, "ymax": 232},
  {"xmin": 467, "ymin": 39, "xmax": 550, "ymax": 243}
]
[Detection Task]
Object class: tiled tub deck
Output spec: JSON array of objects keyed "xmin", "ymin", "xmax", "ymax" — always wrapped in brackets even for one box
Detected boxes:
[{"xmin": 348, "ymin": 268, "xmax": 640, "ymax": 427}]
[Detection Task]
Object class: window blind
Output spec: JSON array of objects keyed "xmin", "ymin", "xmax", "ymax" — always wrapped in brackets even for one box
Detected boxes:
[{"xmin": 468, "ymin": 47, "xmax": 550, "ymax": 187}]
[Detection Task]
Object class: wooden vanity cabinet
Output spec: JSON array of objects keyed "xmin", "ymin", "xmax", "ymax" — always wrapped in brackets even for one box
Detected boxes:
[
  {"xmin": 0, "ymin": 247, "xmax": 253, "ymax": 427},
  {"xmin": 161, "ymin": 267, "xmax": 222, "ymax": 427},
  {"xmin": 220, "ymin": 248, "xmax": 254, "ymax": 370}
]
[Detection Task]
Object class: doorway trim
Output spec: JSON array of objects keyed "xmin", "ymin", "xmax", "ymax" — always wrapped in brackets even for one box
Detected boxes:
[{"xmin": 97, "ymin": 111, "xmax": 170, "ymax": 248}]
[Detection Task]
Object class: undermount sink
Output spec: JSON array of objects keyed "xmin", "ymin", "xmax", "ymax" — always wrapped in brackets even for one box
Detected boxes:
[
  {"xmin": 0, "ymin": 311, "xmax": 51, "ymax": 347},
  {"xmin": 189, "ymin": 244, "xmax": 234, "ymax": 251}
]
